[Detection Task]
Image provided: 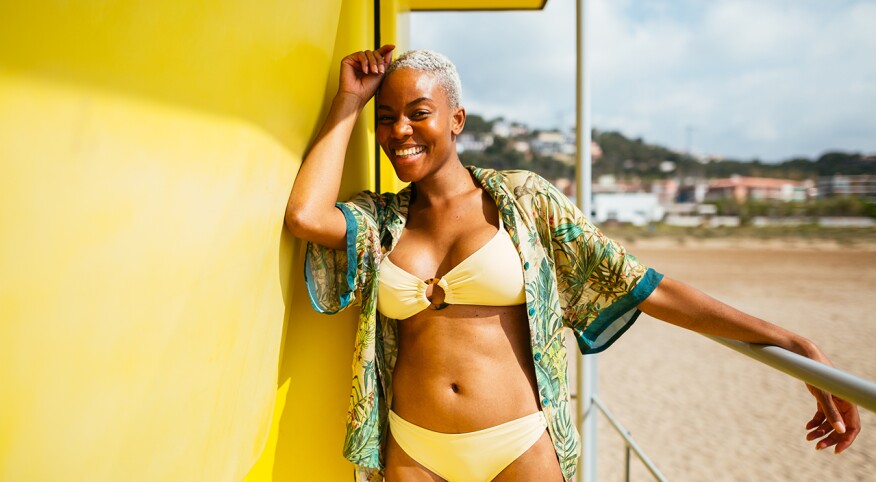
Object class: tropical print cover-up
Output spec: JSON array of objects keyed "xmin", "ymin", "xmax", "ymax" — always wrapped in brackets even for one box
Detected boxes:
[{"xmin": 304, "ymin": 166, "xmax": 663, "ymax": 481}]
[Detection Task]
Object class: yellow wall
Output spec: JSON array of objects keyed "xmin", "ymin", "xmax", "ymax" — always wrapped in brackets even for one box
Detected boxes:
[
  {"xmin": 1, "ymin": 0, "xmax": 545, "ymax": 480},
  {"xmin": 0, "ymin": 0, "xmax": 402, "ymax": 480}
]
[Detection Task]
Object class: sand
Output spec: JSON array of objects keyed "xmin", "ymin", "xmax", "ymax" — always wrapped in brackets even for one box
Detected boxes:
[{"xmin": 568, "ymin": 241, "xmax": 876, "ymax": 481}]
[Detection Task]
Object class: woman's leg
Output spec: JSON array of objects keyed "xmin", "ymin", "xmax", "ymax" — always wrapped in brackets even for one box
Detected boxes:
[
  {"xmin": 384, "ymin": 432, "xmax": 446, "ymax": 482},
  {"xmin": 492, "ymin": 430, "xmax": 565, "ymax": 481}
]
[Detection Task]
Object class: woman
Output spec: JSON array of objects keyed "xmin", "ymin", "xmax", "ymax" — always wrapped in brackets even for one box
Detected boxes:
[{"xmin": 285, "ymin": 45, "xmax": 860, "ymax": 482}]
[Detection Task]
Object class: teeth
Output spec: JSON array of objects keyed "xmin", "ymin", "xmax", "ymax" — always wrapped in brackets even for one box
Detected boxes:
[{"xmin": 394, "ymin": 146, "xmax": 425, "ymax": 157}]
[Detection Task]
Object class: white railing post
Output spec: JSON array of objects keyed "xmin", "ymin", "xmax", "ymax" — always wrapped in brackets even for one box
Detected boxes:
[{"xmin": 575, "ymin": 0, "xmax": 596, "ymax": 480}]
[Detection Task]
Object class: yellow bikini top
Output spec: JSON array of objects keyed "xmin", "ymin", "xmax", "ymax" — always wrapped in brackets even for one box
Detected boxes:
[{"xmin": 377, "ymin": 216, "xmax": 527, "ymax": 320}]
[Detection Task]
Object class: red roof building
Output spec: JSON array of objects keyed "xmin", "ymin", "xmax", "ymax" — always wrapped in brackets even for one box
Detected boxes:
[{"xmin": 704, "ymin": 176, "xmax": 804, "ymax": 203}]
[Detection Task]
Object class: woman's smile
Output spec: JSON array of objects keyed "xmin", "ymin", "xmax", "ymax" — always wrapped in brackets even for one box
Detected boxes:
[{"xmin": 394, "ymin": 145, "xmax": 425, "ymax": 157}]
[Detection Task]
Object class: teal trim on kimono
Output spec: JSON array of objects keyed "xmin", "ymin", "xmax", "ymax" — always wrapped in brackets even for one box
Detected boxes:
[
  {"xmin": 576, "ymin": 268, "xmax": 664, "ymax": 354},
  {"xmin": 303, "ymin": 203, "xmax": 359, "ymax": 314}
]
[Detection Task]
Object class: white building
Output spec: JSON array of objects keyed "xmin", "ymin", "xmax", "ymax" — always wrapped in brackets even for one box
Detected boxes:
[
  {"xmin": 457, "ymin": 133, "xmax": 493, "ymax": 153},
  {"xmin": 592, "ymin": 193, "xmax": 664, "ymax": 226}
]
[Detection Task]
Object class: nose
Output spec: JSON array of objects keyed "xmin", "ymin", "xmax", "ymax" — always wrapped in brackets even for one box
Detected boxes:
[{"xmin": 392, "ymin": 118, "xmax": 413, "ymax": 138}]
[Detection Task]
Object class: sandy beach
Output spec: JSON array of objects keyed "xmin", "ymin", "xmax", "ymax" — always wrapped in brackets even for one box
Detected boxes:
[{"xmin": 571, "ymin": 241, "xmax": 876, "ymax": 481}]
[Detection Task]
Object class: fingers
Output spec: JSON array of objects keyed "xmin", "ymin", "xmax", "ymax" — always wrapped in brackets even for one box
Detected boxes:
[
  {"xmin": 813, "ymin": 429, "xmax": 857, "ymax": 454},
  {"xmin": 811, "ymin": 388, "xmax": 845, "ymax": 434},
  {"xmin": 814, "ymin": 431, "xmax": 843, "ymax": 451},
  {"xmin": 806, "ymin": 419, "xmax": 833, "ymax": 441},
  {"xmin": 355, "ymin": 51, "xmax": 369, "ymax": 74},
  {"xmin": 378, "ymin": 43, "xmax": 396, "ymax": 62},
  {"xmin": 804, "ymin": 393, "xmax": 861, "ymax": 454},
  {"xmin": 805, "ymin": 410, "xmax": 825, "ymax": 430},
  {"xmin": 833, "ymin": 437, "xmax": 855, "ymax": 454},
  {"xmin": 337, "ymin": 45, "xmax": 395, "ymax": 99},
  {"xmin": 361, "ymin": 50, "xmax": 375, "ymax": 73},
  {"xmin": 351, "ymin": 48, "xmax": 391, "ymax": 75}
]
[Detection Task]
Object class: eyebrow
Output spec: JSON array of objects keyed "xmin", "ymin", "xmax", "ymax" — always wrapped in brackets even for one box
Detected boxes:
[{"xmin": 377, "ymin": 97, "xmax": 432, "ymax": 111}]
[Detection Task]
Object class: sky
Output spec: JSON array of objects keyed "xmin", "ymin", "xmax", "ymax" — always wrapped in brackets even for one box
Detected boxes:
[{"xmin": 409, "ymin": 0, "xmax": 876, "ymax": 162}]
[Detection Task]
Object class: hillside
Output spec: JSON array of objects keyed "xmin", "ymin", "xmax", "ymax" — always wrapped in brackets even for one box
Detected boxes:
[{"xmin": 458, "ymin": 114, "xmax": 875, "ymax": 182}]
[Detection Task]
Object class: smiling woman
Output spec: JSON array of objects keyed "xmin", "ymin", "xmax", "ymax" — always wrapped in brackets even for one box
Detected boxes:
[{"xmin": 284, "ymin": 45, "xmax": 861, "ymax": 482}]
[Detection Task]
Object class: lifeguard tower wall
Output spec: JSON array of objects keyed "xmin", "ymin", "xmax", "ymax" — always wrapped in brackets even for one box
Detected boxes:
[{"xmin": 0, "ymin": 1, "xmax": 544, "ymax": 480}]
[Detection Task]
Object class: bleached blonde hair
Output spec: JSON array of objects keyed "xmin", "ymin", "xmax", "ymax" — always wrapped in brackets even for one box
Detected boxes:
[{"xmin": 384, "ymin": 50, "xmax": 462, "ymax": 109}]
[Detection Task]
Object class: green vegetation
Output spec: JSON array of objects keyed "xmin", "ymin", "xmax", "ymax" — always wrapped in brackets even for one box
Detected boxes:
[
  {"xmin": 463, "ymin": 113, "xmax": 494, "ymax": 134},
  {"xmin": 600, "ymin": 223, "xmax": 876, "ymax": 246},
  {"xmin": 708, "ymin": 196, "xmax": 876, "ymax": 221},
  {"xmin": 459, "ymin": 116, "xmax": 875, "ymax": 182},
  {"xmin": 595, "ymin": 132, "xmax": 875, "ymax": 180},
  {"xmin": 460, "ymin": 136, "xmax": 574, "ymax": 181}
]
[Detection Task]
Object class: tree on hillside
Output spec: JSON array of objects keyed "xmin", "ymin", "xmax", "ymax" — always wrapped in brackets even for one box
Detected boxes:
[
  {"xmin": 816, "ymin": 152, "xmax": 873, "ymax": 176},
  {"xmin": 463, "ymin": 114, "xmax": 494, "ymax": 134}
]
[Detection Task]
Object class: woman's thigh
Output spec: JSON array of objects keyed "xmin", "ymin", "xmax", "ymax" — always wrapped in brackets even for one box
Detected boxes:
[
  {"xmin": 492, "ymin": 430, "xmax": 565, "ymax": 481},
  {"xmin": 384, "ymin": 432, "xmax": 445, "ymax": 482}
]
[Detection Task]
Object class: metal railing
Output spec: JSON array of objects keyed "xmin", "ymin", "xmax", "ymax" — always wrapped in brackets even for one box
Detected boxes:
[
  {"xmin": 706, "ymin": 335, "xmax": 876, "ymax": 413},
  {"xmin": 590, "ymin": 395, "xmax": 668, "ymax": 482},
  {"xmin": 576, "ymin": 336, "xmax": 876, "ymax": 481}
]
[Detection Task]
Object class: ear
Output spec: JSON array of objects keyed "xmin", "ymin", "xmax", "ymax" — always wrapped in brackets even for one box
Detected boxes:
[{"xmin": 450, "ymin": 106, "xmax": 466, "ymax": 137}]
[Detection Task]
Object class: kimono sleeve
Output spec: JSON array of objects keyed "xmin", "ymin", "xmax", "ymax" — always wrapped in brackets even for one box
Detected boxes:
[
  {"xmin": 303, "ymin": 191, "xmax": 385, "ymax": 314},
  {"xmin": 537, "ymin": 180, "xmax": 663, "ymax": 354}
]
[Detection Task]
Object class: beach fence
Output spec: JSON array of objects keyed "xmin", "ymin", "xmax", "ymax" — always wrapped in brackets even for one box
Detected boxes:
[{"xmin": 572, "ymin": 336, "xmax": 876, "ymax": 482}]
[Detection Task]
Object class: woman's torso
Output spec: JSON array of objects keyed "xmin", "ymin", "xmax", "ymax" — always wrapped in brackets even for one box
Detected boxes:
[{"xmin": 382, "ymin": 188, "xmax": 541, "ymax": 433}]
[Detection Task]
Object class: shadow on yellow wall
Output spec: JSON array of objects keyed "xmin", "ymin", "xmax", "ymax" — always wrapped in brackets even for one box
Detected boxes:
[{"xmin": 0, "ymin": 0, "xmax": 402, "ymax": 480}]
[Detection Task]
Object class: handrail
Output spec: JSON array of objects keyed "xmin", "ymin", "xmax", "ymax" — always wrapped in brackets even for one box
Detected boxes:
[
  {"xmin": 591, "ymin": 395, "xmax": 669, "ymax": 482},
  {"xmin": 706, "ymin": 335, "xmax": 876, "ymax": 414}
]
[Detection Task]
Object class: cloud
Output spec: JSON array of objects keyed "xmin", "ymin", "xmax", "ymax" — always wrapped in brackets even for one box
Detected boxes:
[{"xmin": 410, "ymin": 0, "xmax": 876, "ymax": 161}]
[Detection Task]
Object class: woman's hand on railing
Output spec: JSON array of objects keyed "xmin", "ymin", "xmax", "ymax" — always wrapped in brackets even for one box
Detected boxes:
[
  {"xmin": 638, "ymin": 276, "xmax": 864, "ymax": 454},
  {"xmin": 805, "ymin": 384, "xmax": 861, "ymax": 453}
]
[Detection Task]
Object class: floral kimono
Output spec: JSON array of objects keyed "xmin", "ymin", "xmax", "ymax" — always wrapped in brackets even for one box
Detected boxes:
[{"xmin": 304, "ymin": 166, "xmax": 663, "ymax": 481}]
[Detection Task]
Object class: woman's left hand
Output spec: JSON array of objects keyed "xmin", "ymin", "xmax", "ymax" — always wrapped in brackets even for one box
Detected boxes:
[{"xmin": 804, "ymin": 384, "xmax": 861, "ymax": 453}]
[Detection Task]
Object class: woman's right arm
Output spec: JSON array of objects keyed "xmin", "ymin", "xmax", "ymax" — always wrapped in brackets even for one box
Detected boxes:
[{"xmin": 285, "ymin": 45, "xmax": 395, "ymax": 250}]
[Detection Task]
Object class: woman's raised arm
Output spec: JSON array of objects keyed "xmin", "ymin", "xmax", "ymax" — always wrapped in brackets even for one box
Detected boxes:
[
  {"xmin": 285, "ymin": 45, "xmax": 395, "ymax": 250},
  {"xmin": 638, "ymin": 276, "xmax": 861, "ymax": 454}
]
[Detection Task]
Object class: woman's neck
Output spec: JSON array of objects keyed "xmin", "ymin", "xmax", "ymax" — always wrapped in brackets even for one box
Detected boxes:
[{"xmin": 411, "ymin": 161, "xmax": 479, "ymax": 207}]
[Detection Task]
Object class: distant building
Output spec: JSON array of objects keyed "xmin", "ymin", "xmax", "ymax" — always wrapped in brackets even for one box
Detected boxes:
[
  {"xmin": 663, "ymin": 203, "xmax": 739, "ymax": 228},
  {"xmin": 704, "ymin": 176, "xmax": 806, "ymax": 203},
  {"xmin": 676, "ymin": 180, "xmax": 709, "ymax": 203},
  {"xmin": 592, "ymin": 193, "xmax": 664, "ymax": 226},
  {"xmin": 491, "ymin": 120, "xmax": 529, "ymax": 138},
  {"xmin": 554, "ymin": 178, "xmax": 573, "ymax": 197},
  {"xmin": 650, "ymin": 179, "xmax": 678, "ymax": 204},
  {"xmin": 532, "ymin": 131, "xmax": 574, "ymax": 157},
  {"xmin": 530, "ymin": 131, "xmax": 601, "ymax": 166},
  {"xmin": 491, "ymin": 121, "xmax": 511, "ymax": 138},
  {"xmin": 512, "ymin": 141, "xmax": 530, "ymax": 153},
  {"xmin": 593, "ymin": 174, "xmax": 644, "ymax": 194},
  {"xmin": 590, "ymin": 142, "xmax": 603, "ymax": 160},
  {"xmin": 817, "ymin": 175, "xmax": 876, "ymax": 201},
  {"xmin": 457, "ymin": 133, "xmax": 493, "ymax": 153}
]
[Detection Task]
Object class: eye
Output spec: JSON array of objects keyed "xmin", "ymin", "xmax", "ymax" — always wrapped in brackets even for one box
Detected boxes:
[
  {"xmin": 411, "ymin": 110, "xmax": 430, "ymax": 119},
  {"xmin": 377, "ymin": 115, "xmax": 395, "ymax": 124}
]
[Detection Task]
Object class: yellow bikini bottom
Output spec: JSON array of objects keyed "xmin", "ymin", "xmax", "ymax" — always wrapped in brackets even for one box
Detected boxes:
[{"xmin": 388, "ymin": 409, "xmax": 548, "ymax": 482}]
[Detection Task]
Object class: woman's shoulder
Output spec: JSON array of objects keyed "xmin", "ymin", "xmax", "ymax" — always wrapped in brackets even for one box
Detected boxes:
[
  {"xmin": 468, "ymin": 165, "xmax": 551, "ymax": 190},
  {"xmin": 347, "ymin": 185, "xmax": 409, "ymax": 205}
]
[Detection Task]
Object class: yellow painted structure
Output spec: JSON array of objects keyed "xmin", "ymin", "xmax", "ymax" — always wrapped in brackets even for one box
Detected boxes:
[
  {"xmin": 0, "ymin": 1, "xmax": 544, "ymax": 481},
  {"xmin": 411, "ymin": 0, "xmax": 546, "ymax": 10}
]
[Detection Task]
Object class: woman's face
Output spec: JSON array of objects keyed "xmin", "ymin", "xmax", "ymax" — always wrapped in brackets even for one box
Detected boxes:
[{"xmin": 375, "ymin": 68, "xmax": 465, "ymax": 183}]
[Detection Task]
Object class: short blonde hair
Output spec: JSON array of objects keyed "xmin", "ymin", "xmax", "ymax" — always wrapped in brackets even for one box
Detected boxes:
[{"xmin": 384, "ymin": 50, "xmax": 462, "ymax": 109}]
